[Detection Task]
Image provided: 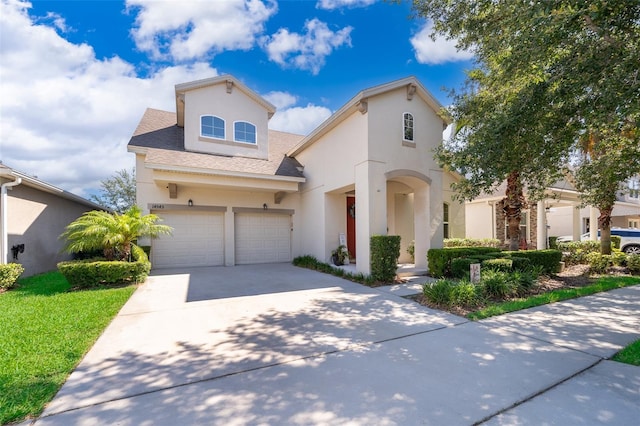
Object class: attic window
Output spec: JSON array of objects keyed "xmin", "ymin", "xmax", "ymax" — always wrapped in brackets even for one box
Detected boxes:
[
  {"xmin": 403, "ymin": 112, "xmax": 414, "ymax": 142},
  {"xmin": 234, "ymin": 121, "xmax": 256, "ymax": 144},
  {"xmin": 201, "ymin": 115, "xmax": 225, "ymax": 139}
]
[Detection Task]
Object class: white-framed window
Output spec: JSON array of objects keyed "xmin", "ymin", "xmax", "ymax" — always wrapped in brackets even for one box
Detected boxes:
[
  {"xmin": 505, "ymin": 210, "xmax": 529, "ymax": 242},
  {"xmin": 403, "ymin": 112, "xmax": 414, "ymax": 142},
  {"xmin": 201, "ymin": 115, "xmax": 225, "ymax": 139},
  {"xmin": 443, "ymin": 202, "xmax": 450, "ymax": 238},
  {"xmin": 630, "ymin": 219, "xmax": 639, "ymax": 229},
  {"xmin": 629, "ymin": 179, "xmax": 639, "ymax": 199},
  {"xmin": 234, "ymin": 121, "xmax": 256, "ymax": 144}
]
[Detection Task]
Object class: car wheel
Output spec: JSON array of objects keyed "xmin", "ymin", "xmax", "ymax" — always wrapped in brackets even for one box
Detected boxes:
[{"xmin": 623, "ymin": 245, "xmax": 640, "ymax": 255}]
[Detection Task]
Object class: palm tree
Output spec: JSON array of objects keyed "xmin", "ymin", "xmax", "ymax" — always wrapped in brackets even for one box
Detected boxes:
[{"xmin": 60, "ymin": 206, "xmax": 172, "ymax": 261}]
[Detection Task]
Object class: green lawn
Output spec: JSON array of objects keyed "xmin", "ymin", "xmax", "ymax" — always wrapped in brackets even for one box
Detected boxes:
[
  {"xmin": 468, "ymin": 276, "xmax": 640, "ymax": 320},
  {"xmin": 613, "ymin": 339, "xmax": 640, "ymax": 366},
  {"xmin": 0, "ymin": 271, "xmax": 135, "ymax": 425}
]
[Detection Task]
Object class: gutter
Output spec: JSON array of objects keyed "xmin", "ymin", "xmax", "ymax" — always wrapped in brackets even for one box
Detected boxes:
[{"xmin": 1, "ymin": 176, "xmax": 22, "ymax": 264}]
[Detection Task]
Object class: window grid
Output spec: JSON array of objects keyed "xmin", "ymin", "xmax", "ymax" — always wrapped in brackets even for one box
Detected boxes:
[
  {"xmin": 403, "ymin": 113, "xmax": 414, "ymax": 142},
  {"xmin": 443, "ymin": 203, "xmax": 450, "ymax": 239},
  {"xmin": 234, "ymin": 121, "xmax": 256, "ymax": 144},
  {"xmin": 201, "ymin": 115, "xmax": 225, "ymax": 139}
]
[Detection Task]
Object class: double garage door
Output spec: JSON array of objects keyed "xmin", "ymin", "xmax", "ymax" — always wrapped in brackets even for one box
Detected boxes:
[{"xmin": 152, "ymin": 211, "xmax": 291, "ymax": 268}]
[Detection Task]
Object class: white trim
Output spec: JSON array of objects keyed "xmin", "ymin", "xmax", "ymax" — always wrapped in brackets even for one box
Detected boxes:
[
  {"xmin": 144, "ymin": 162, "xmax": 305, "ymax": 183},
  {"xmin": 233, "ymin": 120, "xmax": 257, "ymax": 144},
  {"xmin": 200, "ymin": 114, "xmax": 225, "ymax": 140},
  {"xmin": 402, "ymin": 111, "xmax": 414, "ymax": 142}
]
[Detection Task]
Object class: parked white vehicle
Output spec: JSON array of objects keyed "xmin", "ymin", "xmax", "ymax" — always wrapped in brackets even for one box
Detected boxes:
[{"xmin": 556, "ymin": 228, "xmax": 640, "ymax": 254}]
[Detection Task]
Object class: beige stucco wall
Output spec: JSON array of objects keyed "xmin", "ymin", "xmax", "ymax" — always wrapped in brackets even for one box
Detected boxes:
[
  {"xmin": 465, "ymin": 202, "xmax": 496, "ymax": 239},
  {"xmin": 4, "ymin": 184, "xmax": 94, "ymax": 277},
  {"xmin": 294, "ymin": 86, "xmax": 449, "ymax": 272},
  {"xmin": 135, "ymin": 156, "xmax": 302, "ymax": 265},
  {"xmin": 182, "ymin": 84, "xmax": 270, "ymax": 160},
  {"xmin": 443, "ymin": 171, "xmax": 465, "ymax": 238}
]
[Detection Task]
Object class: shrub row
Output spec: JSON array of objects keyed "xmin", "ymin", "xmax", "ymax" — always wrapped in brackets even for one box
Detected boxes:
[
  {"xmin": 58, "ymin": 245, "xmax": 150, "ymax": 288},
  {"xmin": 444, "ymin": 238, "xmax": 501, "ymax": 248},
  {"xmin": 427, "ymin": 247, "xmax": 501, "ymax": 278},
  {"xmin": 0, "ymin": 263, "xmax": 24, "ymax": 290},
  {"xmin": 423, "ymin": 268, "xmax": 540, "ymax": 308},
  {"xmin": 292, "ymin": 255, "xmax": 375, "ymax": 285},
  {"xmin": 557, "ymin": 241, "xmax": 601, "ymax": 265},
  {"xmin": 509, "ymin": 249, "xmax": 562, "ymax": 274},
  {"xmin": 370, "ymin": 235, "xmax": 401, "ymax": 282},
  {"xmin": 586, "ymin": 251, "xmax": 630, "ymax": 274},
  {"xmin": 628, "ymin": 255, "xmax": 640, "ymax": 274}
]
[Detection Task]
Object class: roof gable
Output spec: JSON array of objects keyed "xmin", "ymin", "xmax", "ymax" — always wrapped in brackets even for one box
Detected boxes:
[{"xmin": 175, "ymin": 74, "xmax": 276, "ymax": 127}]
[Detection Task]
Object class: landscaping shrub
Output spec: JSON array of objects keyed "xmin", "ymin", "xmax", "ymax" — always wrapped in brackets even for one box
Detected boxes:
[
  {"xmin": 0, "ymin": 263, "xmax": 24, "ymax": 290},
  {"xmin": 450, "ymin": 280, "xmax": 480, "ymax": 308},
  {"xmin": 370, "ymin": 235, "xmax": 401, "ymax": 282},
  {"xmin": 444, "ymin": 238, "xmax": 501, "ymax": 248},
  {"xmin": 292, "ymin": 255, "xmax": 319, "ymax": 268},
  {"xmin": 482, "ymin": 258, "xmax": 512, "ymax": 272},
  {"xmin": 427, "ymin": 247, "xmax": 501, "ymax": 277},
  {"xmin": 511, "ymin": 249, "xmax": 562, "ymax": 274},
  {"xmin": 511, "ymin": 269, "xmax": 539, "ymax": 296},
  {"xmin": 586, "ymin": 252, "xmax": 613, "ymax": 274},
  {"xmin": 509, "ymin": 256, "xmax": 532, "ymax": 271},
  {"xmin": 558, "ymin": 241, "xmax": 601, "ymax": 265},
  {"xmin": 611, "ymin": 235, "xmax": 621, "ymax": 250},
  {"xmin": 548, "ymin": 236, "xmax": 559, "ymax": 250},
  {"xmin": 628, "ymin": 255, "xmax": 640, "ymax": 274},
  {"xmin": 611, "ymin": 250, "xmax": 627, "ymax": 266},
  {"xmin": 58, "ymin": 244, "xmax": 150, "ymax": 288},
  {"xmin": 479, "ymin": 270, "xmax": 514, "ymax": 300},
  {"xmin": 450, "ymin": 257, "xmax": 478, "ymax": 279},
  {"xmin": 423, "ymin": 279, "xmax": 455, "ymax": 306}
]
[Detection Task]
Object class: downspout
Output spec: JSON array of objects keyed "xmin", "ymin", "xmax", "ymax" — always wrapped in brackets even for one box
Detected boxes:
[{"xmin": 1, "ymin": 177, "xmax": 22, "ymax": 264}]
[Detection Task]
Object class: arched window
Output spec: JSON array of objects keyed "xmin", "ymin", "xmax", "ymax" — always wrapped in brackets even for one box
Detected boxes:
[
  {"xmin": 443, "ymin": 202, "xmax": 450, "ymax": 238},
  {"xmin": 403, "ymin": 112, "xmax": 414, "ymax": 142},
  {"xmin": 201, "ymin": 115, "xmax": 225, "ymax": 139},
  {"xmin": 234, "ymin": 121, "xmax": 256, "ymax": 144}
]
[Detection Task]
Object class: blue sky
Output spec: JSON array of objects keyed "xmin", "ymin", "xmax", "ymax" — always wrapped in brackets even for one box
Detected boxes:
[{"xmin": 0, "ymin": 0, "xmax": 473, "ymax": 197}]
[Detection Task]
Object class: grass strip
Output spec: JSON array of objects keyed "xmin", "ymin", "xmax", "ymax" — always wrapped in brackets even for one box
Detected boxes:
[
  {"xmin": 0, "ymin": 271, "xmax": 135, "ymax": 425},
  {"xmin": 612, "ymin": 339, "xmax": 640, "ymax": 366},
  {"xmin": 468, "ymin": 276, "xmax": 640, "ymax": 321}
]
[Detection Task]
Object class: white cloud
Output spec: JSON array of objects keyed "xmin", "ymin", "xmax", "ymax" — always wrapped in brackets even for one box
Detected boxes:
[
  {"xmin": 316, "ymin": 0, "xmax": 376, "ymax": 10},
  {"xmin": 262, "ymin": 18, "xmax": 352, "ymax": 75},
  {"xmin": 263, "ymin": 91, "xmax": 297, "ymax": 109},
  {"xmin": 410, "ymin": 21, "xmax": 473, "ymax": 65},
  {"xmin": 263, "ymin": 90, "xmax": 331, "ymax": 135},
  {"xmin": 269, "ymin": 104, "xmax": 332, "ymax": 136},
  {"xmin": 0, "ymin": 0, "xmax": 217, "ymax": 197},
  {"xmin": 127, "ymin": 0, "xmax": 277, "ymax": 61}
]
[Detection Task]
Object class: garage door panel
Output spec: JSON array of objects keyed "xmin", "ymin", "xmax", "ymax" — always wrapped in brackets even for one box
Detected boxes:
[
  {"xmin": 235, "ymin": 213, "xmax": 291, "ymax": 265},
  {"xmin": 152, "ymin": 212, "xmax": 224, "ymax": 268}
]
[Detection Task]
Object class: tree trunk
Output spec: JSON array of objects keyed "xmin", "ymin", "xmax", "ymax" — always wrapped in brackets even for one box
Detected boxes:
[
  {"xmin": 502, "ymin": 171, "xmax": 527, "ymax": 251},
  {"xmin": 598, "ymin": 205, "xmax": 613, "ymax": 255}
]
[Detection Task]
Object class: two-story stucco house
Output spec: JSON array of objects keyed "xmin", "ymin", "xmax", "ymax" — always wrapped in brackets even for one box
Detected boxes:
[{"xmin": 128, "ymin": 75, "xmax": 464, "ymax": 274}]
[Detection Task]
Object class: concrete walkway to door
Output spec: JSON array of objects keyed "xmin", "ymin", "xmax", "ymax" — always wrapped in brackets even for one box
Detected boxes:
[{"xmin": 31, "ymin": 264, "xmax": 640, "ymax": 425}]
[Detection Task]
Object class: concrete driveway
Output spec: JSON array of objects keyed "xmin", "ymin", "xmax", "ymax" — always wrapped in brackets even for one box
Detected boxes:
[{"xmin": 32, "ymin": 264, "xmax": 640, "ymax": 425}]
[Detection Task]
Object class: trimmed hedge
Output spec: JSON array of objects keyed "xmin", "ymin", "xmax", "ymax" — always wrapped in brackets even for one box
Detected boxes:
[
  {"xmin": 482, "ymin": 258, "xmax": 513, "ymax": 272},
  {"xmin": 451, "ymin": 257, "xmax": 478, "ymax": 279},
  {"xmin": 611, "ymin": 236, "xmax": 621, "ymax": 250},
  {"xmin": 628, "ymin": 255, "xmax": 640, "ymax": 274},
  {"xmin": 510, "ymin": 249, "xmax": 562, "ymax": 274},
  {"xmin": 444, "ymin": 238, "xmax": 501, "ymax": 248},
  {"xmin": 427, "ymin": 247, "xmax": 501, "ymax": 278},
  {"xmin": 370, "ymin": 235, "xmax": 401, "ymax": 282},
  {"xmin": 0, "ymin": 263, "xmax": 24, "ymax": 290},
  {"xmin": 58, "ymin": 245, "xmax": 151, "ymax": 288},
  {"xmin": 509, "ymin": 256, "xmax": 532, "ymax": 271}
]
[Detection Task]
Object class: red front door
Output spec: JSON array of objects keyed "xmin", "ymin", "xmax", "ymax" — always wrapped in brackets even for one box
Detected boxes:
[{"xmin": 346, "ymin": 196, "xmax": 356, "ymax": 259}]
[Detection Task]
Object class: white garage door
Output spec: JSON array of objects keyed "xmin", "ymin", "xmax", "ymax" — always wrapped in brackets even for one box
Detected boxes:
[
  {"xmin": 235, "ymin": 213, "xmax": 291, "ymax": 264},
  {"xmin": 152, "ymin": 211, "xmax": 224, "ymax": 268}
]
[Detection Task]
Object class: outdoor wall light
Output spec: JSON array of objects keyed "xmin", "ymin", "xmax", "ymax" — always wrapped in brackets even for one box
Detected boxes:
[
  {"xmin": 188, "ymin": 199, "xmax": 193, "ymax": 207},
  {"xmin": 263, "ymin": 203, "xmax": 268, "ymax": 210}
]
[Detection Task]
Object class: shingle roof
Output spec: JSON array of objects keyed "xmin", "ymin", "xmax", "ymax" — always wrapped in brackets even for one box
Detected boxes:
[{"xmin": 128, "ymin": 108, "xmax": 305, "ymax": 178}]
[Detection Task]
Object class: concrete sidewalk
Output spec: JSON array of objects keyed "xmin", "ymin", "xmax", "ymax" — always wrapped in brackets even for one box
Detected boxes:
[{"xmin": 29, "ymin": 265, "xmax": 640, "ymax": 425}]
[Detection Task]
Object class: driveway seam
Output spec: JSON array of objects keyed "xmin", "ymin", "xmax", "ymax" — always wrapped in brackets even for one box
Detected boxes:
[{"xmin": 473, "ymin": 358, "xmax": 604, "ymax": 425}]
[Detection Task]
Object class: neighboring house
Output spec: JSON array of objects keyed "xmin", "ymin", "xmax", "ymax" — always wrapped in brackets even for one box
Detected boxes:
[
  {"xmin": 0, "ymin": 164, "xmax": 106, "ymax": 277},
  {"xmin": 466, "ymin": 177, "xmax": 640, "ymax": 248},
  {"xmin": 128, "ymin": 75, "xmax": 464, "ymax": 275}
]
